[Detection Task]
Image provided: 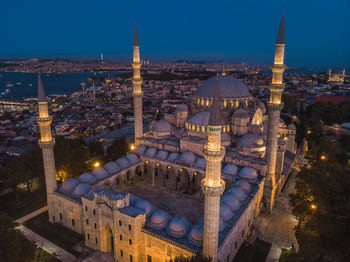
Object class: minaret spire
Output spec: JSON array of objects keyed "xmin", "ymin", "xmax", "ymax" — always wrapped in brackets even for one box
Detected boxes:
[
  {"xmin": 132, "ymin": 23, "xmax": 143, "ymax": 147},
  {"xmin": 37, "ymin": 73, "xmax": 57, "ymax": 223},
  {"xmin": 264, "ymin": 10, "xmax": 287, "ymax": 212},
  {"xmin": 208, "ymin": 75, "xmax": 222, "ymax": 126}
]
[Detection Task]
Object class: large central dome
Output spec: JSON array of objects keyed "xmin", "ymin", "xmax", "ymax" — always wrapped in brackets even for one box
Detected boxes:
[{"xmin": 195, "ymin": 75, "xmax": 251, "ymax": 99}]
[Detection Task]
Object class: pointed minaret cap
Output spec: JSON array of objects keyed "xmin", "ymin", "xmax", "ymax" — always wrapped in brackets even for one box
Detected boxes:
[
  {"xmin": 133, "ymin": 22, "xmax": 139, "ymax": 46},
  {"xmin": 208, "ymin": 74, "xmax": 222, "ymax": 126},
  {"xmin": 276, "ymin": 9, "xmax": 285, "ymax": 44},
  {"xmin": 37, "ymin": 69, "xmax": 46, "ymax": 102}
]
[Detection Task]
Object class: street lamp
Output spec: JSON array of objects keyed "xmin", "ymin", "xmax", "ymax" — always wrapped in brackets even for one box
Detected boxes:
[
  {"xmin": 130, "ymin": 144, "xmax": 135, "ymax": 151},
  {"xmin": 94, "ymin": 161, "xmax": 101, "ymax": 168},
  {"xmin": 310, "ymin": 204, "xmax": 317, "ymax": 210},
  {"xmin": 320, "ymin": 155, "xmax": 327, "ymax": 161}
]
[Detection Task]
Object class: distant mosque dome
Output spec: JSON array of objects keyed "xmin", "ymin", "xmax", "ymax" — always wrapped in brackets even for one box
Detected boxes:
[
  {"xmin": 195, "ymin": 75, "xmax": 251, "ymax": 99},
  {"xmin": 188, "ymin": 225, "xmax": 203, "ymax": 247},
  {"xmin": 239, "ymin": 167, "xmax": 258, "ymax": 180},
  {"xmin": 60, "ymin": 178, "xmax": 79, "ymax": 194},
  {"xmin": 79, "ymin": 173, "xmax": 96, "ymax": 184},
  {"xmin": 153, "ymin": 119, "xmax": 173, "ymax": 133},
  {"xmin": 167, "ymin": 217, "xmax": 190, "ymax": 238},
  {"xmin": 72, "ymin": 183, "xmax": 92, "ymax": 198}
]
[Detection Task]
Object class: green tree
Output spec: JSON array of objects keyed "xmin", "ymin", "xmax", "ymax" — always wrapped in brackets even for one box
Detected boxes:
[
  {"xmin": 168, "ymin": 254, "xmax": 212, "ymax": 262},
  {"xmin": 106, "ymin": 136, "xmax": 129, "ymax": 161},
  {"xmin": 0, "ymin": 212, "xmax": 36, "ymax": 262},
  {"xmin": 88, "ymin": 141, "xmax": 104, "ymax": 157}
]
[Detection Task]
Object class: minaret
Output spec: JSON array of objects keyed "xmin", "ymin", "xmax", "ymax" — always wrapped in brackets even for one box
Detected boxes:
[
  {"xmin": 132, "ymin": 22, "xmax": 143, "ymax": 147},
  {"xmin": 202, "ymin": 75, "xmax": 225, "ymax": 261},
  {"xmin": 37, "ymin": 71, "xmax": 57, "ymax": 223},
  {"xmin": 264, "ymin": 10, "xmax": 286, "ymax": 212},
  {"xmin": 92, "ymin": 81, "xmax": 96, "ymax": 102}
]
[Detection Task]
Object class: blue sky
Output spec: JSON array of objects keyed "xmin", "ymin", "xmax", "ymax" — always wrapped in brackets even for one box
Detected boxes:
[{"xmin": 0, "ymin": 0, "xmax": 349, "ymax": 68}]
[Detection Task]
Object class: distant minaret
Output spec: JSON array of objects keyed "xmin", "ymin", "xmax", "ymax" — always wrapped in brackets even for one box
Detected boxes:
[
  {"xmin": 264, "ymin": 10, "xmax": 286, "ymax": 212},
  {"xmin": 100, "ymin": 53, "xmax": 104, "ymax": 61},
  {"xmin": 37, "ymin": 71, "xmax": 57, "ymax": 223},
  {"xmin": 202, "ymin": 75, "xmax": 225, "ymax": 261},
  {"xmin": 80, "ymin": 82, "xmax": 86, "ymax": 95},
  {"xmin": 92, "ymin": 82, "xmax": 96, "ymax": 102},
  {"xmin": 132, "ymin": 23, "xmax": 143, "ymax": 147}
]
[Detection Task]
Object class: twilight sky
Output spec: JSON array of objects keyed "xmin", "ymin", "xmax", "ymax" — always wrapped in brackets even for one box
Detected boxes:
[{"xmin": 0, "ymin": 0, "xmax": 349, "ymax": 68}]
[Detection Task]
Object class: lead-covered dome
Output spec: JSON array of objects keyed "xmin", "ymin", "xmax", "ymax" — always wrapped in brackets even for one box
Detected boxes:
[
  {"xmin": 153, "ymin": 119, "xmax": 173, "ymax": 133},
  {"xmin": 167, "ymin": 217, "xmax": 190, "ymax": 238},
  {"xmin": 148, "ymin": 210, "xmax": 170, "ymax": 230},
  {"xmin": 72, "ymin": 183, "xmax": 92, "ymax": 198},
  {"xmin": 60, "ymin": 178, "xmax": 79, "ymax": 194},
  {"xmin": 188, "ymin": 225, "xmax": 203, "ymax": 247},
  {"xmin": 195, "ymin": 75, "xmax": 251, "ymax": 99},
  {"xmin": 79, "ymin": 173, "xmax": 96, "ymax": 184}
]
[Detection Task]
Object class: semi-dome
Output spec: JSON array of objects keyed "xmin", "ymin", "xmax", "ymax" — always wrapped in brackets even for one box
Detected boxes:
[
  {"xmin": 187, "ymin": 111, "xmax": 210, "ymax": 126},
  {"xmin": 126, "ymin": 153, "xmax": 140, "ymax": 165},
  {"xmin": 72, "ymin": 183, "xmax": 92, "ymax": 198},
  {"xmin": 79, "ymin": 173, "xmax": 96, "ymax": 184},
  {"xmin": 220, "ymin": 203, "xmax": 234, "ymax": 221},
  {"xmin": 188, "ymin": 225, "xmax": 203, "ymax": 247},
  {"xmin": 222, "ymin": 163, "xmax": 238, "ymax": 176},
  {"xmin": 235, "ymin": 179, "xmax": 252, "ymax": 193},
  {"xmin": 104, "ymin": 162, "xmax": 120, "ymax": 175},
  {"xmin": 179, "ymin": 151, "xmax": 196, "ymax": 164},
  {"xmin": 116, "ymin": 157, "xmax": 130, "ymax": 169},
  {"xmin": 92, "ymin": 167, "xmax": 108, "ymax": 179},
  {"xmin": 135, "ymin": 200, "xmax": 153, "ymax": 216},
  {"xmin": 167, "ymin": 217, "xmax": 190, "ymax": 238},
  {"xmin": 195, "ymin": 75, "xmax": 251, "ymax": 99},
  {"xmin": 228, "ymin": 186, "xmax": 247, "ymax": 201},
  {"xmin": 222, "ymin": 193, "xmax": 241, "ymax": 210},
  {"xmin": 239, "ymin": 167, "xmax": 258, "ymax": 180},
  {"xmin": 153, "ymin": 119, "xmax": 173, "ymax": 133},
  {"xmin": 148, "ymin": 210, "xmax": 170, "ymax": 230},
  {"xmin": 60, "ymin": 178, "xmax": 79, "ymax": 194}
]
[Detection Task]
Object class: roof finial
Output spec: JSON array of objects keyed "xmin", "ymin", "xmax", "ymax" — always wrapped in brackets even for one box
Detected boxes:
[
  {"xmin": 133, "ymin": 21, "xmax": 139, "ymax": 47},
  {"xmin": 276, "ymin": 9, "xmax": 285, "ymax": 44},
  {"xmin": 38, "ymin": 70, "xmax": 46, "ymax": 102}
]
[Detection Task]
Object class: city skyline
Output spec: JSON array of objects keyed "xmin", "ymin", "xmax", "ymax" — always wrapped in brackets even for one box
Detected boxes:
[{"xmin": 0, "ymin": 0, "xmax": 349, "ymax": 68}]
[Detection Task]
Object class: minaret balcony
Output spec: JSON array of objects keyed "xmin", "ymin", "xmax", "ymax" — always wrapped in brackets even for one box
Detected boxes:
[
  {"xmin": 203, "ymin": 145, "xmax": 225, "ymax": 160},
  {"xmin": 38, "ymin": 139, "xmax": 55, "ymax": 148},
  {"xmin": 269, "ymin": 84, "xmax": 285, "ymax": 93},
  {"xmin": 201, "ymin": 179, "xmax": 225, "ymax": 195},
  {"xmin": 271, "ymin": 64, "xmax": 286, "ymax": 73},
  {"xmin": 267, "ymin": 102, "xmax": 284, "ymax": 111},
  {"xmin": 132, "ymin": 62, "xmax": 142, "ymax": 68},
  {"xmin": 37, "ymin": 116, "xmax": 52, "ymax": 123}
]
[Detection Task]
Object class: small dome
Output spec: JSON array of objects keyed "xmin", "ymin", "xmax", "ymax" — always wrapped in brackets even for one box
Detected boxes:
[
  {"xmin": 135, "ymin": 200, "xmax": 153, "ymax": 216},
  {"xmin": 135, "ymin": 145, "xmax": 147, "ymax": 154},
  {"xmin": 187, "ymin": 111, "xmax": 210, "ymax": 126},
  {"xmin": 194, "ymin": 158, "xmax": 206, "ymax": 169},
  {"xmin": 167, "ymin": 217, "xmax": 190, "ymax": 238},
  {"xmin": 220, "ymin": 203, "xmax": 234, "ymax": 221},
  {"xmin": 176, "ymin": 104, "xmax": 188, "ymax": 112},
  {"xmin": 79, "ymin": 173, "xmax": 96, "ymax": 184},
  {"xmin": 228, "ymin": 186, "xmax": 247, "ymax": 201},
  {"xmin": 167, "ymin": 152, "xmax": 180, "ymax": 162},
  {"xmin": 145, "ymin": 147, "xmax": 158, "ymax": 158},
  {"xmin": 126, "ymin": 153, "xmax": 140, "ymax": 165},
  {"xmin": 72, "ymin": 183, "xmax": 92, "ymax": 198},
  {"xmin": 155, "ymin": 150, "xmax": 169, "ymax": 160},
  {"xmin": 179, "ymin": 151, "xmax": 196, "ymax": 164},
  {"xmin": 153, "ymin": 119, "xmax": 173, "ymax": 133},
  {"xmin": 235, "ymin": 179, "xmax": 252, "ymax": 193},
  {"xmin": 104, "ymin": 162, "xmax": 120, "ymax": 175},
  {"xmin": 287, "ymin": 123, "xmax": 296, "ymax": 130},
  {"xmin": 92, "ymin": 167, "xmax": 108, "ymax": 179},
  {"xmin": 237, "ymin": 134, "xmax": 265, "ymax": 149},
  {"xmin": 222, "ymin": 193, "xmax": 241, "ymax": 210},
  {"xmin": 116, "ymin": 157, "xmax": 130, "ymax": 169},
  {"xmin": 195, "ymin": 75, "xmax": 251, "ymax": 99},
  {"xmin": 60, "ymin": 178, "xmax": 79, "ymax": 194},
  {"xmin": 233, "ymin": 108, "xmax": 249, "ymax": 118},
  {"xmin": 188, "ymin": 225, "xmax": 203, "ymax": 247},
  {"xmin": 222, "ymin": 164, "xmax": 238, "ymax": 175},
  {"xmin": 239, "ymin": 167, "xmax": 258, "ymax": 180},
  {"xmin": 148, "ymin": 210, "xmax": 170, "ymax": 230}
]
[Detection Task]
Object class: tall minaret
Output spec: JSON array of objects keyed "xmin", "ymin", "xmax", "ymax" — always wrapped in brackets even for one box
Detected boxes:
[
  {"xmin": 132, "ymin": 23, "xmax": 143, "ymax": 146},
  {"xmin": 264, "ymin": 10, "xmax": 286, "ymax": 212},
  {"xmin": 202, "ymin": 75, "xmax": 225, "ymax": 261},
  {"xmin": 37, "ymin": 72, "xmax": 57, "ymax": 223}
]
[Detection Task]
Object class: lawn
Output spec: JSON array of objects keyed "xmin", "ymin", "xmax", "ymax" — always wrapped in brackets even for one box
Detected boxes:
[
  {"xmin": 279, "ymin": 248, "xmax": 294, "ymax": 262},
  {"xmin": 32, "ymin": 247, "xmax": 61, "ymax": 262},
  {"xmin": 233, "ymin": 239, "xmax": 272, "ymax": 262},
  {"xmin": 24, "ymin": 211, "xmax": 83, "ymax": 257},
  {"xmin": 0, "ymin": 188, "xmax": 47, "ymax": 220}
]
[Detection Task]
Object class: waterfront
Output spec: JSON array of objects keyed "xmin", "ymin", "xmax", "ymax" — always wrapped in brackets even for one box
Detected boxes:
[{"xmin": 0, "ymin": 71, "xmax": 121, "ymax": 100}]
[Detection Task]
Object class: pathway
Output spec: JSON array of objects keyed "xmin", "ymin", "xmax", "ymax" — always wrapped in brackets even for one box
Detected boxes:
[{"xmin": 15, "ymin": 205, "xmax": 77, "ymax": 262}]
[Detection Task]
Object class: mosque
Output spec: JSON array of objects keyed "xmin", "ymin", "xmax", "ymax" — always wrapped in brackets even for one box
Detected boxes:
[
  {"xmin": 328, "ymin": 68, "xmax": 346, "ymax": 85},
  {"xmin": 37, "ymin": 11, "xmax": 296, "ymax": 262}
]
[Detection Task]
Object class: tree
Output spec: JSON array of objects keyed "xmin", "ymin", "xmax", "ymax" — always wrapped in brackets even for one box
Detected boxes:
[
  {"xmin": 88, "ymin": 141, "xmax": 104, "ymax": 157},
  {"xmin": 0, "ymin": 212, "xmax": 36, "ymax": 262},
  {"xmin": 168, "ymin": 254, "xmax": 212, "ymax": 262},
  {"xmin": 106, "ymin": 136, "xmax": 129, "ymax": 161}
]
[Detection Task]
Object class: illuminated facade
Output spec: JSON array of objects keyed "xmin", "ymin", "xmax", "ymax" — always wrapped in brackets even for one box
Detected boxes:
[
  {"xmin": 40, "ymin": 13, "xmax": 296, "ymax": 262},
  {"xmin": 328, "ymin": 68, "xmax": 345, "ymax": 84}
]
